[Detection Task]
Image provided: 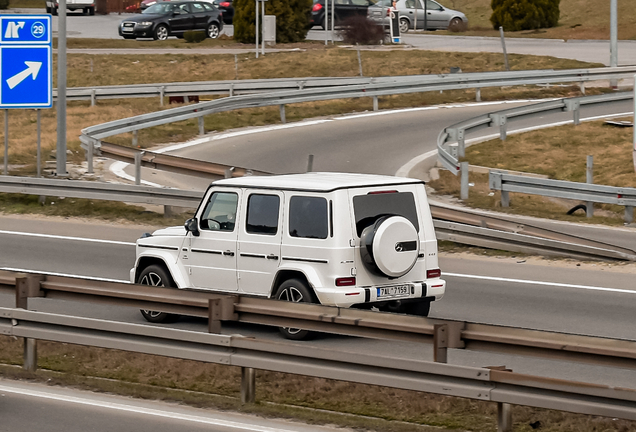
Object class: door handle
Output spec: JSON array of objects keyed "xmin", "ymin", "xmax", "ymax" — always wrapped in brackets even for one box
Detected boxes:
[
  {"xmin": 223, "ymin": 250, "xmax": 235, "ymax": 256},
  {"xmin": 267, "ymin": 254, "xmax": 279, "ymax": 260}
]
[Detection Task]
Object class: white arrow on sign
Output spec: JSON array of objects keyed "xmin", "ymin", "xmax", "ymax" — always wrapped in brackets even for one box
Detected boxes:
[{"xmin": 6, "ymin": 61, "xmax": 42, "ymax": 90}]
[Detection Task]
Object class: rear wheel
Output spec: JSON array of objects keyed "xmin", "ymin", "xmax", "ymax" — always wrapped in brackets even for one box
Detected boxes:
[
  {"xmin": 207, "ymin": 22, "xmax": 220, "ymax": 39},
  {"xmin": 89, "ymin": 6, "xmax": 95, "ymax": 15},
  {"xmin": 137, "ymin": 264, "xmax": 180, "ymax": 323},
  {"xmin": 274, "ymin": 278, "xmax": 316, "ymax": 340},
  {"xmin": 399, "ymin": 18, "xmax": 409, "ymax": 33},
  {"xmin": 52, "ymin": 7, "xmax": 58, "ymax": 15}
]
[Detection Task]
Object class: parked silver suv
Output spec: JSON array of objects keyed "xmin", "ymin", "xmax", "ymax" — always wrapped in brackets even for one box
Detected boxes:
[{"xmin": 131, "ymin": 172, "xmax": 445, "ymax": 339}]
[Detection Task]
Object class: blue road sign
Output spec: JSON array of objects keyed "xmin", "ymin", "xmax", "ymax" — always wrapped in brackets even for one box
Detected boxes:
[{"xmin": 0, "ymin": 15, "xmax": 52, "ymax": 109}]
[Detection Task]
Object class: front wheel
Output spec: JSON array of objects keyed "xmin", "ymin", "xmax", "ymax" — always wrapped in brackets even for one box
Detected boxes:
[
  {"xmin": 207, "ymin": 22, "xmax": 220, "ymax": 39},
  {"xmin": 399, "ymin": 18, "xmax": 409, "ymax": 34},
  {"xmin": 274, "ymin": 278, "xmax": 316, "ymax": 340},
  {"xmin": 137, "ymin": 264, "xmax": 180, "ymax": 323},
  {"xmin": 154, "ymin": 24, "xmax": 169, "ymax": 41}
]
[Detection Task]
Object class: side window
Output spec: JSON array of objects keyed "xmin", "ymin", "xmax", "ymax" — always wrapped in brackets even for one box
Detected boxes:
[
  {"xmin": 425, "ymin": 0, "xmax": 441, "ymax": 10},
  {"xmin": 179, "ymin": 3, "xmax": 191, "ymax": 13},
  {"xmin": 202, "ymin": 2, "xmax": 213, "ymax": 10},
  {"xmin": 289, "ymin": 196, "xmax": 328, "ymax": 239},
  {"xmin": 200, "ymin": 192, "xmax": 238, "ymax": 232},
  {"xmin": 191, "ymin": 2, "xmax": 205, "ymax": 12},
  {"xmin": 246, "ymin": 194, "xmax": 280, "ymax": 235}
]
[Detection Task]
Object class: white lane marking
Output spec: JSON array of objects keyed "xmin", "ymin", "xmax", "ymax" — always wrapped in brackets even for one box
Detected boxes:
[
  {"xmin": 109, "ymin": 99, "xmax": 549, "ymax": 181},
  {"xmin": 395, "ymin": 111, "xmax": 634, "ymax": 177},
  {"xmin": 0, "ymin": 229, "xmax": 136, "ymax": 246},
  {"xmin": 445, "ymin": 272, "xmax": 636, "ymax": 294},
  {"xmin": 0, "ymin": 384, "xmax": 292, "ymax": 432},
  {"xmin": 0, "ymin": 267, "xmax": 128, "ymax": 284}
]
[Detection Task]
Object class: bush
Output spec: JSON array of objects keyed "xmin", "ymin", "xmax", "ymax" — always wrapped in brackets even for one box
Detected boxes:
[
  {"xmin": 183, "ymin": 30, "xmax": 207, "ymax": 43},
  {"xmin": 233, "ymin": 0, "xmax": 312, "ymax": 44},
  {"xmin": 490, "ymin": 0, "xmax": 559, "ymax": 31},
  {"xmin": 338, "ymin": 16, "xmax": 385, "ymax": 45},
  {"xmin": 0, "ymin": 0, "xmax": 10, "ymax": 9}
]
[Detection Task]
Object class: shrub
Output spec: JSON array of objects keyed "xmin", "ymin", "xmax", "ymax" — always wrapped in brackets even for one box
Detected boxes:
[
  {"xmin": 0, "ymin": 0, "xmax": 10, "ymax": 9},
  {"xmin": 338, "ymin": 16, "xmax": 385, "ymax": 45},
  {"xmin": 490, "ymin": 0, "xmax": 559, "ymax": 31},
  {"xmin": 233, "ymin": 0, "xmax": 312, "ymax": 43},
  {"xmin": 183, "ymin": 30, "xmax": 207, "ymax": 43}
]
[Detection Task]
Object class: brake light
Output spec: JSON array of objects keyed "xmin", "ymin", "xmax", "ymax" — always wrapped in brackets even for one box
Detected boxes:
[
  {"xmin": 220, "ymin": 2, "xmax": 230, "ymax": 6},
  {"xmin": 336, "ymin": 277, "xmax": 356, "ymax": 286},
  {"xmin": 368, "ymin": 190, "xmax": 398, "ymax": 194},
  {"xmin": 427, "ymin": 269, "xmax": 441, "ymax": 279},
  {"xmin": 312, "ymin": 3, "xmax": 323, "ymax": 11},
  {"xmin": 386, "ymin": 8, "xmax": 390, "ymax": 16}
]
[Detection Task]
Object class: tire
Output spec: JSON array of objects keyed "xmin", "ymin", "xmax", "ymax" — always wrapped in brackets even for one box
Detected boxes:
[
  {"xmin": 83, "ymin": 7, "xmax": 89, "ymax": 15},
  {"xmin": 274, "ymin": 278, "xmax": 316, "ymax": 340},
  {"xmin": 399, "ymin": 18, "xmax": 409, "ymax": 34},
  {"xmin": 447, "ymin": 17, "xmax": 465, "ymax": 32},
  {"xmin": 45, "ymin": 5, "xmax": 51, "ymax": 13},
  {"xmin": 52, "ymin": 7, "xmax": 58, "ymax": 15},
  {"xmin": 207, "ymin": 22, "xmax": 220, "ymax": 39},
  {"xmin": 137, "ymin": 264, "xmax": 180, "ymax": 323},
  {"xmin": 154, "ymin": 24, "xmax": 169, "ymax": 41},
  {"xmin": 360, "ymin": 215, "xmax": 419, "ymax": 278},
  {"xmin": 89, "ymin": 6, "xmax": 95, "ymax": 15},
  {"xmin": 404, "ymin": 300, "xmax": 430, "ymax": 317}
]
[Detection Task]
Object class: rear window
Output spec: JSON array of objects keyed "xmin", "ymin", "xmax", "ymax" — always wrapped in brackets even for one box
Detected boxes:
[
  {"xmin": 289, "ymin": 196, "xmax": 328, "ymax": 239},
  {"xmin": 353, "ymin": 191, "xmax": 419, "ymax": 237}
]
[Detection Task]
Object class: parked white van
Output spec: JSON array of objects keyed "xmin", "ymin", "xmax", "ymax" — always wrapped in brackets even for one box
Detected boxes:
[{"xmin": 131, "ymin": 172, "xmax": 445, "ymax": 338}]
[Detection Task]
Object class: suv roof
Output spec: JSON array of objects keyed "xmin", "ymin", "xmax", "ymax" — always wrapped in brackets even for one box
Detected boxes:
[{"xmin": 213, "ymin": 172, "xmax": 423, "ymax": 192}]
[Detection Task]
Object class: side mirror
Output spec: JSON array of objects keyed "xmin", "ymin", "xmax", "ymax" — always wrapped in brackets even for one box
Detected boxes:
[{"xmin": 184, "ymin": 218, "xmax": 200, "ymax": 237}]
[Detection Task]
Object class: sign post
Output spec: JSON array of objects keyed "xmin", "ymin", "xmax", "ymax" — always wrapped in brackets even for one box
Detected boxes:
[{"xmin": 0, "ymin": 15, "xmax": 52, "ymax": 175}]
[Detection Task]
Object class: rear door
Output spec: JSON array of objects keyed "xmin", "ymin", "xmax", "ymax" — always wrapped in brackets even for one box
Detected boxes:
[
  {"xmin": 237, "ymin": 191, "xmax": 284, "ymax": 295},
  {"xmin": 191, "ymin": 2, "xmax": 210, "ymax": 30},
  {"xmin": 169, "ymin": 3, "xmax": 195, "ymax": 33}
]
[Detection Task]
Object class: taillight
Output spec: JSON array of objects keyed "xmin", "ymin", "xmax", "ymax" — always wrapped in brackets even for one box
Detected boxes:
[
  {"xmin": 427, "ymin": 269, "xmax": 441, "ymax": 279},
  {"xmin": 336, "ymin": 277, "xmax": 356, "ymax": 286},
  {"xmin": 312, "ymin": 3, "xmax": 323, "ymax": 11},
  {"xmin": 220, "ymin": 2, "xmax": 230, "ymax": 6}
]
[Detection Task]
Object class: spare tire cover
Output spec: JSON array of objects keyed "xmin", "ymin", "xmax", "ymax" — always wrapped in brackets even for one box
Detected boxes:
[{"xmin": 360, "ymin": 215, "xmax": 419, "ymax": 278}]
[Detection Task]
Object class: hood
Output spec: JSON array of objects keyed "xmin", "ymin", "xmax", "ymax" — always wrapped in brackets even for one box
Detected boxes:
[{"xmin": 152, "ymin": 225, "xmax": 187, "ymax": 237}]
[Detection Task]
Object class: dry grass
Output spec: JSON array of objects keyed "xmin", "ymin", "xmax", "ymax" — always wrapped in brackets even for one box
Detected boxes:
[
  {"xmin": 1, "ymin": 336, "xmax": 635, "ymax": 432},
  {"xmin": 424, "ymin": 0, "xmax": 636, "ymax": 40},
  {"xmin": 428, "ymin": 119, "xmax": 636, "ymax": 225}
]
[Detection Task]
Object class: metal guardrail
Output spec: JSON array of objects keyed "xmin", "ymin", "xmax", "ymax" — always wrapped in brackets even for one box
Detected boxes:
[
  {"xmin": 80, "ymin": 67, "xmax": 636, "ymax": 156},
  {"xmin": 1, "ymin": 270, "xmax": 636, "ymax": 420},
  {"xmin": 489, "ymin": 171, "xmax": 636, "ymax": 223},
  {"xmin": 437, "ymin": 92, "xmax": 633, "ymax": 173},
  {"xmin": 63, "ymin": 67, "xmax": 636, "ymax": 105},
  {"xmin": 1, "ymin": 174, "xmax": 633, "ymax": 261}
]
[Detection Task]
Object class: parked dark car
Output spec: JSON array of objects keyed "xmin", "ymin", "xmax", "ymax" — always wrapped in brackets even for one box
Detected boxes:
[
  {"xmin": 212, "ymin": 0, "xmax": 233, "ymax": 24},
  {"xmin": 310, "ymin": 0, "xmax": 376, "ymax": 29},
  {"xmin": 119, "ymin": 1, "xmax": 224, "ymax": 40}
]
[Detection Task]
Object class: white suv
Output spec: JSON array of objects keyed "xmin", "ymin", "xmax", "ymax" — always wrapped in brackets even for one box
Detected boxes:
[{"xmin": 131, "ymin": 172, "xmax": 445, "ymax": 338}]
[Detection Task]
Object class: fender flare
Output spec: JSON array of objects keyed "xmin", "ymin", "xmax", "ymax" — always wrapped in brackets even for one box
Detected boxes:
[{"xmin": 134, "ymin": 250, "xmax": 188, "ymax": 288}]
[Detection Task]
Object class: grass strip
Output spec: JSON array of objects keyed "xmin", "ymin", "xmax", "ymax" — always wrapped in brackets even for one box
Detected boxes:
[
  {"xmin": 1, "ymin": 337, "xmax": 635, "ymax": 431},
  {"xmin": 428, "ymin": 119, "xmax": 636, "ymax": 226}
]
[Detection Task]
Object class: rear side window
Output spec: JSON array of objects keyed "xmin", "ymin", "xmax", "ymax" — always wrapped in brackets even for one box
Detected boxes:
[
  {"xmin": 353, "ymin": 191, "xmax": 419, "ymax": 236},
  {"xmin": 246, "ymin": 194, "xmax": 280, "ymax": 235},
  {"xmin": 289, "ymin": 196, "xmax": 328, "ymax": 239}
]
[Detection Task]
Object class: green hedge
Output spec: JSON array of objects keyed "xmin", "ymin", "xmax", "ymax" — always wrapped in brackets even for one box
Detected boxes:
[
  {"xmin": 233, "ymin": 0, "xmax": 312, "ymax": 43},
  {"xmin": 490, "ymin": 0, "xmax": 560, "ymax": 31}
]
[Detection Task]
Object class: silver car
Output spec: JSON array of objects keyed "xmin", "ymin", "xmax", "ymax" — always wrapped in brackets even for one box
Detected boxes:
[{"xmin": 367, "ymin": 0, "xmax": 467, "ymax": 33}]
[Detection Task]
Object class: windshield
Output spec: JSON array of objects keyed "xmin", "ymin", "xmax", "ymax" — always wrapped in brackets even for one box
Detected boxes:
[{"xmin": 143, "ymin": 3, "xmax": 174, "ymax": 13}]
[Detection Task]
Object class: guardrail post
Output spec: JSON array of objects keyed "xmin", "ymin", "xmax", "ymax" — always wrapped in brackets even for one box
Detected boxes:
[
  {"xmin": 497, "ymin": 402, "xmax": 512, "ymax": 432},
  {"xmin": 433, "ymin": 324, "xmax": 448, "ymax": 363},
  {"xmin": 625, "ymin": 206, "xmax": 634, "ymax": 224},
  {"xmin": 373, "ymin": 96, "xmax": 378, "ymax": 112},
  {"xmin": 460, "ymin": 162, "xmax": 469, "ymax": 200},
  {"xmin": 24, "ymin": 338, "xmax": 37, "ymax": 372},
  {"xmin": 90, "ymin": 89, "xmax": 96, "ymax": 107},
  {"xmin": 565, "ymin": 100, "xmax": 581, "ymax": 126},
  {"xmin": 229, "ymin": 83, "xmax": 234, "ymax": 97},
  {"xmin": 164, "ymin": 205, "xmax": 174, "ymax": 218},
  {"xmin": 87, "ymin": 141, "xmax": 94, "ymax": 174},
  {"xmin": 198, "ymin": 116, "xmax": 205, "ymax": 135},
  {"xmin": 586, "ymin": 155, "xmax": 594, "ymax": 218},
  {"xmin": 132, "ymin": 130, "xmax": 138, "ymax": 148},
  {"xmin": 208, "ymin": 298, "xmax": 222, "ymax": 333},
  {"xmin": 241, "ymin": 367, "xmax": 256, "ymax": 404},
  {"xmin": 134, "ymin": 151, "xmax": 142, "ymax": 186},
  {"xmin": 580, "ymin": 81, "xmax": 585, "ymax": 95},
  {"xmin": 279, "ymin": 104, "xmax": 286, "ymax": 124},
  {"xmin": 159, "ymin": 86, "xmax": 165, "ymax": 106},
  {"xmin": 501, "ymin": 190, "xmax": 510, "ymax": 207},
  {"xmin": 476, "ymin": 87, "xmax": 481, "ymax": 102},
  {"xmin": 490, "ymin": 114, "xmax": 507, "ymax": 140}
]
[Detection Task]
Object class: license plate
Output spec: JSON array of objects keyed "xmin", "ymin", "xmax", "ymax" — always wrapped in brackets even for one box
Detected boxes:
[{"xmin": 377, "ymin": 285, "xmax": 410, "ymax": 298}]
